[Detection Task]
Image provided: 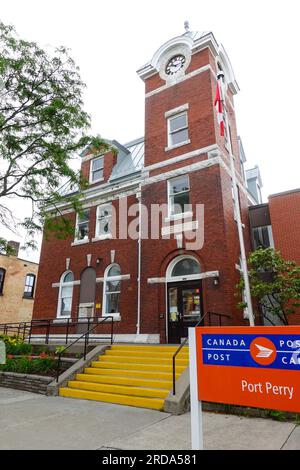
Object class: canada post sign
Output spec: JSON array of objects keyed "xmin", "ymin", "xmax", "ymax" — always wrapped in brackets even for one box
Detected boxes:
[{"xmin": 195, "ymin": 326, "xmax": 300, "ymax": 413}]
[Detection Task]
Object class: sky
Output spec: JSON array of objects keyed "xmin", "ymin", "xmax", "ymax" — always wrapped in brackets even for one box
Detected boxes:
[{"xmin": 1, "ymin": 0, "xmax": 299, "ymax": 262}]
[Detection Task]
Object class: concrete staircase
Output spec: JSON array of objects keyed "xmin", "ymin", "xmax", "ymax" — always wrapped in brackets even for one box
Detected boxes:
[{"xmin": 59, "ymin": 344, "xmax": 189, "ymax": 411}]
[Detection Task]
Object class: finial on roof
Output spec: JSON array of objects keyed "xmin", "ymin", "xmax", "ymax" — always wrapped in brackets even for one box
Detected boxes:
[{"xmin": 184, "ymin": 21, "xmax": 190, "ymax": 33}]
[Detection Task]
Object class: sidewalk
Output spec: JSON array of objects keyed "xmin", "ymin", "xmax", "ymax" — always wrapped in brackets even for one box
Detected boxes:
[{"xmin": 0, "ymin": 388, "xmax": 298, "ymax": 450}]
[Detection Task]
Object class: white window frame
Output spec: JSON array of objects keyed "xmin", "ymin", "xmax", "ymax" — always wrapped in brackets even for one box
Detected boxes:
[
  {"xmin": 166, "ymin": 255, "xmax": 201, "ymax": 283},
  {"xmin": 167, "ymin": 174, "xmax": 191, "ymax": 218},
  {"xmin": 167, "ymin": 111, "xmax": 189, "ymax": 150},
  {"xmin": 57, "ymin": 271, "xmax": 74, "ymax": 319},
  {"xmin": 252, "ymin": 225, "xmax": 274, "ymax": 250},
  {"xmin": 23, "ymin": 273, "xmax": 36, "ymax": 299},
  {"xmin": 74, "ymin": 210, "xmax": 90, "ymax": 243},
  {"xmin": 102, "ymin": 264, "xmax": 121, "ymax": 318},
  {"xmin": 94, "ymin": 203, "xmax": 112, "ymax": 240},
  {"xmin": 89, "ymin": 155, "xmax": 104, "ymax": 184}
]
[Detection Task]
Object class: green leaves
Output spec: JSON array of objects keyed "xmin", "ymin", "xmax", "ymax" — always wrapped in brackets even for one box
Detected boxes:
[
  {"xmin": 0, "ymin": 21, "xmax": 110, "ymax": 249},
  {"xmin": 237, "ymin": 248, "xmax": 300, "ymax": 325}
]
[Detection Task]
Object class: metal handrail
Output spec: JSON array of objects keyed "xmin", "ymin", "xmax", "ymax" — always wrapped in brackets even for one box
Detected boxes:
[
  {"xmin": 172, "ymin": 311, "xmax": 231, "ymax": 395},
  {"xmin": 0, "ymin": 316, "xmax": 108, "ymax": 344},
  {"xmin": 56, "ymin": 316, "xmax": 114, "ymax": 382}
]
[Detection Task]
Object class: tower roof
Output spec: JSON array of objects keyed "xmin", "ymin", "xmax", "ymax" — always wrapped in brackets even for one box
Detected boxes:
[{"xmin": 137, "ymin": 28, "xmax": 239, "ymax": 95}]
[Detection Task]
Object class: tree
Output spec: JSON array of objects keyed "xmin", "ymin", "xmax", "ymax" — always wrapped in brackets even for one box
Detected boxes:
[
  {"xmin": 237, "ymin": 248, "xmax": 300, "ymax": 325},
  {"xmin": 0, "ymin": 22, "xmax": 111, "ymax": 253}
]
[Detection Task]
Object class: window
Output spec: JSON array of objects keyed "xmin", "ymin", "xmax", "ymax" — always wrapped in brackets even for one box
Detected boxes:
[
  {"xmin": 0, "ymin": 268, "xmax": 5, "ymax": 295},
  {"xmin": 90, "ymin": 156, "xmax": 104, "ymax": 183},
  {"xmin": 103, "ymin": 264, "xmax": 121, "ymax": 316},
  {"xmin": 168, "ymin": 175, "xmax": 191, "ymax": 216},
  {"xmin": 75, "ymin": 211, "xmax": 89, "ymax": 241},
  {"xmin": 168, "ymin": 112, "xmax": 189, "ymax": 147},
  {"xmin": 252, "ymin": 226, "xmax": 274, "ymax": 250},
  {"xmin": 57, "ymin": 271, "xmax": 74, "ymax": 318},
  {"xmin": 171, "ymin": 258, "xmax": 200, "ymax": 277},
  {"xmin": 23, "ymin": 274, "xmax": 36, "ymax": 299},
  {"xmin": 96, "ymin": 203, "xmax": 112, "ymax": 238}
]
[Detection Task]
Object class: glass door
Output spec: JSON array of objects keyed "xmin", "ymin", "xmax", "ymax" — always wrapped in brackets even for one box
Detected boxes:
[{"xmin": 167, "ymin": 281, "xmax": 203, "ymax": 344}]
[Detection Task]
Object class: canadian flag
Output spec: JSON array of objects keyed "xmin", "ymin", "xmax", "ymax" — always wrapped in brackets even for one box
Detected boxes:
[{"xmin": 214, "ymin": 81, "xmax": 225, "ymax": 137}]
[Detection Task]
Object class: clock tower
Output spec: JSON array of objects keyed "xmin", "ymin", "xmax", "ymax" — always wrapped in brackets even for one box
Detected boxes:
[{"xmin": 137, "ymin": 27, "xmax": 252, "ymax": 341}]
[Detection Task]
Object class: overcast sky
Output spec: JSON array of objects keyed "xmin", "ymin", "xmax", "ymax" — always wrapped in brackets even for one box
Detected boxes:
[{"xmin": 1, "ymin": 0, "xmax": 299, "ymax": 262}]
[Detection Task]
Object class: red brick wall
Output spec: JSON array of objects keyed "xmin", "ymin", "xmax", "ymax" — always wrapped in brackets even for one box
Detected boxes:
[
  {"xmin": 145, "ymin": 70, "xmax": 215, "ymax": 168},
  {"xmin": 269, "ymin": 190, "xmax": 300, "ymax": 325},
  {"xmin": 269, "ymin": 190, "xmax": 300, "ymax": 265},
  {"xmin": 81, "ymin": 150, "xmax": 117, "ymax": 186}
]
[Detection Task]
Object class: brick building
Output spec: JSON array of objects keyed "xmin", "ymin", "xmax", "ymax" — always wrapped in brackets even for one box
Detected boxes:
[
  {"xmin": 0, "ymin": 242, "xmax": 39, "ymax": 325},
  {"xmin": 249, "ymin": 188, "xmax": 300, "ymax": 325},
  {"xmin": 32, "ymin": 28, "xmax": 271, "ymax": 343}
]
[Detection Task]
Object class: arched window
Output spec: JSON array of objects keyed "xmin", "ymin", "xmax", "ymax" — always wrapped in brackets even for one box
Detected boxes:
[
  {"xmin": 166, "ymin": 255, "xmax": 201, "ymax": 282},
  {"xmin": 103, "ymin": 264, "xmax": 121, "ymax": 316},
  {"xmin": 0, "ymin": 268, "xmax": 6, "ymax": 295},
  {"xmin": 57, "ymin": 271, "xmax": 74, "ymax": 318},
  {"xmin": 23, "ymin": 273, "xmax": 36, "ymax": 299}
]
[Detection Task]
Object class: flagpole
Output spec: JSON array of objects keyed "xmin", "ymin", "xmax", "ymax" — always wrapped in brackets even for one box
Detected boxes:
[{"xmin": 217, "ymin": 71, "xmax": 255, "ymax": 327}]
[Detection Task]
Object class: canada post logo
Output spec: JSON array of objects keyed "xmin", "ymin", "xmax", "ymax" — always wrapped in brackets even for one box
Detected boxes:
[
  {"xmin": 250, "ymin": 337, "xmax": 277, "ymax": 366},
  {"xmin": 202, "ymin": 334, "xmax": 300, "ymax": 370}
]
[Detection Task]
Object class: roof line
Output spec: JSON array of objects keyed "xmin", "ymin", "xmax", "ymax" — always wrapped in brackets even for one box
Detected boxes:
[{"xmin": 124, "ymin": 136, "xmax": 144, "ymax": 147}]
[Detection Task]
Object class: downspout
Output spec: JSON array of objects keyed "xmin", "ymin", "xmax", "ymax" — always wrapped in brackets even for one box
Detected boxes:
[{"xmin": 136, "ymin": 184, "xmax": 142, "ymax": 335}]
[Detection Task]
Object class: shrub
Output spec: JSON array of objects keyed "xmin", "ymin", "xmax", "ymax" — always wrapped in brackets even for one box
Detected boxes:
[
  {"xmin": 0, "ymin": 356, "xmax": 58, "ymax": 375},
  {"xmin": 0, "ymin": 334, "xmax": 33, "ymax": 355}
]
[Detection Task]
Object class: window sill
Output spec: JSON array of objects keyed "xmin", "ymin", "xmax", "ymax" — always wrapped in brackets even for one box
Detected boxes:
[
  {"xmin": 165, "ymin": 139, "xmax": 191, "ymax": 152},
  {"xmin": 101, "ymin": 315, "xmax": 121, "ymax": 322},
  {"xmin": 92, "ymin": 234, "xmax": 112, "ymax": 242},
  {"xmin": 89, "ymin": 177, "xmax": 104, "ymax": 185},
  {"xmin": 71, "ymin": 239, "xmax": 90, "ymax": 246},
  {"xmin": 165, "ymin": 211, "xmax": 193, "ymax": 223},
  {"xmin": 22, "ymin": 296, "xmax": 34, "ymax": 300},
  {"xmin": 54, "ymin": 318, "xmax": 71, "ymax": 323}
]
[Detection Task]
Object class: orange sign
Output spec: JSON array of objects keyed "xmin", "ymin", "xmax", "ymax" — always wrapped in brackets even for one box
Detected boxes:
[{"xmin": 195, "ymin": 326, "xmax": 300, "ymax": 413}]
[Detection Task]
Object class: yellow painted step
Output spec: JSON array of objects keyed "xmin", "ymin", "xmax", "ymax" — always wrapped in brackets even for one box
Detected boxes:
[
  {"xmin": 106, "ymin": 350, "xmax": 189, "ymax": 359},
  {"xmin": 99, "ymin": 355, "xmax": 188, "ymax": 366},
  {"xmin": 68, "ymin": 381, "xmax": 169, "ymax": 399},
  {"xmin": 91, "ymin": 361, "xmax": 186, "ymax": 373},
  {"xmin": 76, "ymin": 373, "xmax": 172, "ymax": 389},
  {"xmin": 111, "ymin": 345, "xmax": 188, "ymax": 353},
  {"xmin": 59, "ymin": 387, "xmax": 165, "ymax": 411},
  {"xmin": 84, "ymin": 367, "xmax": 180, "ymax": 381}
]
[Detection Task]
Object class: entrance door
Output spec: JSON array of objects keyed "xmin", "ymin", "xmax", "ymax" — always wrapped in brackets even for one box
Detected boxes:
[
  {"xmin": 77, "ymin": 267, "xmax": 96, "ymax": 334},
  {"xmin": 167, "ymin": 281, "xmax": 203, "ymax": 344}
]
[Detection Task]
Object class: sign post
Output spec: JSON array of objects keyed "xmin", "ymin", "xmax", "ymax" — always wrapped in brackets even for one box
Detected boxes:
[
  {"xmin": 188, "ymin": 327, "xmax": 203, "ymax": 450},
  {"xmin": 189, "ymin": 326, "xmax": 300, "ymax": 449}
]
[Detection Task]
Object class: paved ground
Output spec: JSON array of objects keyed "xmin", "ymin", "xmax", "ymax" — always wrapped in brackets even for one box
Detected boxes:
[{"xmin": 0, "ymin": 387, "xmax": 299, "ymax": 450}]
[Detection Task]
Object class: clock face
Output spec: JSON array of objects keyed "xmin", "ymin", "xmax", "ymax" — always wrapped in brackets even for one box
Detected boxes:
[{"xmin": 165, "ymin": 55, "xmax": 186, "ymax": 76}]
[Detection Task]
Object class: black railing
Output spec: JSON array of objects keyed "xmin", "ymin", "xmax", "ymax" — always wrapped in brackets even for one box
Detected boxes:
[
  {"xmin": 56, "ymin": 316, "xmax": 114, "ymax": 382},
  {"xmin": 172, "ymin": 311, "xmax": 231, "ymax": 395},
  {"xmin": 0, "ymin": 316, "xmax": 112, "ymax": 345}
]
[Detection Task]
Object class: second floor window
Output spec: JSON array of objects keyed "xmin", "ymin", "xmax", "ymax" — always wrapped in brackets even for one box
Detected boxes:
[
  {"xmin": 96, "ymin": 203, "xmax": 112, "ymax": 238},
  {"xmin": 90, "ymin": 156, "xmax": 104, "ymax": 183},
  {"xmin": 23, "ymin": 274, "xmax": 36, "ymax": 299},
  {"xmin": 168, "ymin": 112, "xmax": 189, "ymax": 147},
  {"xmin": 75, "ymin": 211, "xmax": 89, "ymax": 241},
  {"xmin": 0, "ymin": 268, "xmax": 5, "ymax": 295},
  {"xmin": 168, "ymin": 175, "xmax": 191, "ymax": 216}
]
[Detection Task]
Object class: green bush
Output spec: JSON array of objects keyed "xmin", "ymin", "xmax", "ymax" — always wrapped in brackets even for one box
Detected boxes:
[
  {"xmin": 0, "ymin": 357, "xmax": 58, "ymax": 375},
  {"xmin": 0, "ymin": 334, "xmax": 33, "ymax": 355}
]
